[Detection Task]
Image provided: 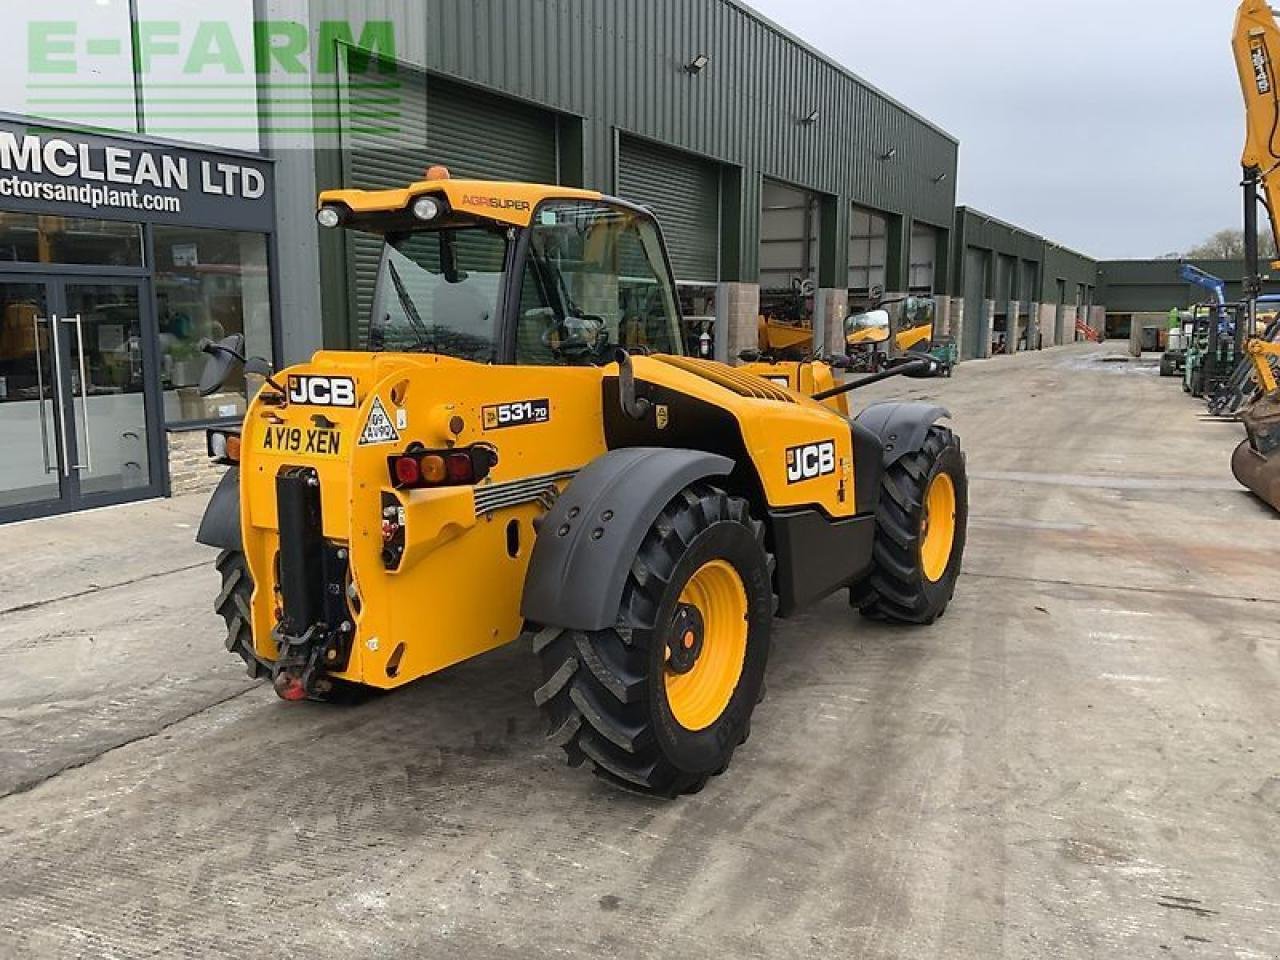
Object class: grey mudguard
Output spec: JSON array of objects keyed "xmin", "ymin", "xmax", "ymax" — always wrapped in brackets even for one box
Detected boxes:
[
  {"xmin": 521, "ymin": 447, "xmax": 734, "ymax": 632},
  {"xmin": 855, "ymin": 402, "xmax": 949, "ymax": 467},
  {"xmin": 195, "ymin": 467, "xmax": 242, "ymax": 551}
]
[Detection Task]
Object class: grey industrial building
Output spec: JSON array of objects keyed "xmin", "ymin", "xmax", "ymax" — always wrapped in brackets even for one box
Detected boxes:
[{"xmin": 0, "ymin": 0, "xmax": 1108, "ymax": 523}]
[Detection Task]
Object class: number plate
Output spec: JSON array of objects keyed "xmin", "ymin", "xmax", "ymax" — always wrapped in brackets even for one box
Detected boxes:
[{"xmin": 258, "ymin": 424, "xmax": 343, "ymax": 458}]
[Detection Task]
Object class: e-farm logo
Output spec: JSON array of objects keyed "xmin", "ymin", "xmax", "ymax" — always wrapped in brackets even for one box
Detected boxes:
[{"xmin": 22, "ymin": 18, "xmax": 400, "ymax": 140}]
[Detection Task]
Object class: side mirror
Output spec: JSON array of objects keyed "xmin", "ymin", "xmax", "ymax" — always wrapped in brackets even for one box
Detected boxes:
[
  {"xmin": 198, "ymin": 334, "xmax": 246, "ymax": 397},
  {"xmin": 846, "ymin": 309, "xmax": 891, "ymax": 346},
  {"xmin": 244, "ymin": 356, "xmax": 274, "ymax": 377}
]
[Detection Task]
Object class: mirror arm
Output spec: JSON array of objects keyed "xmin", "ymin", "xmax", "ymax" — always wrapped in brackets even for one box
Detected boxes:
[
  {"xmin": 615, "ymin": 348, "xmax": 652, "ymax": 420},
  {"xmin": 199, "ymin": 336, "xmax": 247, "ymax": 364},
  {"xmin": 812, "ymin": 358, "xmax": 932, "ymax": 401}
]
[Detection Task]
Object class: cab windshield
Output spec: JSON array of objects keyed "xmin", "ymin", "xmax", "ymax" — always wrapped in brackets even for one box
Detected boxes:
[
  {"xmin": 365, "ymin": 199, "xmax": 684, "ymax": 364},
  {"xmin": 367, "ymin": 227, "xmax": 507, "ymax": 361}
]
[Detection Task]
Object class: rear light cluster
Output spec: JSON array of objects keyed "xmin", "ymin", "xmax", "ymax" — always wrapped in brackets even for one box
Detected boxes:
[
  {"xmin": 387, "ymin": 444, "xmax": 497, "ymax": 490},
  {"xmin": 206, "ymin": 429, "xmax": 242, "ymax": 465}
]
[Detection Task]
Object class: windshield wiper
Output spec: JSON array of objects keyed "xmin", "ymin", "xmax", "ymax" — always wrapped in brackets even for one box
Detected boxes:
[{"xmin": 387, "ymin": 260, "xmax": 433, "ymax": 352}]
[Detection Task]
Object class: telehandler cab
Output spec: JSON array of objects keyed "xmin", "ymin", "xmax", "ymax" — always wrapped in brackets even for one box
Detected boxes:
[{"xmin": 196, "ymin": 169, "xmax": 967, "ymax": 796}]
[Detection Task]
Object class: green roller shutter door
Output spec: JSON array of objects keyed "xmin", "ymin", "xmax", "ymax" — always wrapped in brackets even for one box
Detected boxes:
[
  {"xmin": 341, "ymin": 68, "xmax": 559, "ymax": 343},
  {"xmin": 963, "ymin": 247, "xmax": 988, "ymax": 360},
  {"xmin": 616, "ymin": 137, "xmax": 721, "ymax": 283}
]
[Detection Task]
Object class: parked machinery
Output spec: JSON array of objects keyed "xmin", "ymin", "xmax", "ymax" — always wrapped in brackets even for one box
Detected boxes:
[
  {"xmin": 194, "ymin": 169, "xmax": 969, "ymax": 795},
  {"xmin": 1229, "ymin": 0, "xmax": 1280, "ymax": 508}
]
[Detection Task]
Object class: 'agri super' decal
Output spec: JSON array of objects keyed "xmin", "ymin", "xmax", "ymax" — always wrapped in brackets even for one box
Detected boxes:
[
  {"xmin": 483, "ymin": 399, "xmax": 550, "ymax": 430},
  {"xmin": 786, "ymin": 440, "xmax": 837, "ymax": 484}
]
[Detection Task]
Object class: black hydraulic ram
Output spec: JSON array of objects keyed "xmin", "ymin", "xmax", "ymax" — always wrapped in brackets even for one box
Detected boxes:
[{"xmin": 276, "ymin": 467, "xmax": 326, "ymax": 633}]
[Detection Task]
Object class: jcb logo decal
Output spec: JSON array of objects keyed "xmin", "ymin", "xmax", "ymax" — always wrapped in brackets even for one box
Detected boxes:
[
  {"xmin": 287, "ymin": 375, "xmax": 356, "ymax": 408},
  {"xmin": 786, "ymin": 440, "xmax": 836, "ymax": 484}
]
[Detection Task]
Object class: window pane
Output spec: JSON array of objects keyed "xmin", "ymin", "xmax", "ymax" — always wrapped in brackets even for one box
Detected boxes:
[
  {"xmin": 368, "ymin": 228, "xmax": 506, "ymax": 361},
  {"xmin": 2, "ymin": 5, "xmax": 139, "ymax": 132},
  {"xmin": 517, "ymin": 201, "xmax": 682, "ymax": 364},
  {"xmin": 135, "ymin": 0, "xmax": 260, "ymax": 151},
  {"xmin": 154, "ymin": 226, "xmax": 271, "ymax": 422},
  {"xmin": 0, "ymin": 213, "xmax": 143, "ymax": 266}
]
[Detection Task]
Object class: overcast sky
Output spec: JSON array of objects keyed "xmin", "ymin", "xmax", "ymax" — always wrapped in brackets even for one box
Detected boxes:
[{"xmin": 745, "ymin": 0, "xmax": 1244, "ymax": 259}]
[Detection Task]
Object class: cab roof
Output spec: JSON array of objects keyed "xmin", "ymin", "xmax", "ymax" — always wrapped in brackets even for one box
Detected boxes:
[{"xmin": 319, "ymin": 176, "xmax": 603, "ymax": 228}]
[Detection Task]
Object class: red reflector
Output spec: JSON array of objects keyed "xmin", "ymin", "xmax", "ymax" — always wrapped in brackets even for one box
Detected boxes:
[
  {"xmin": 445, "ymin": 452, "xmax": 474, "ymax": 483},
  {"xmin": 273, "ymin": 672, "xmax": 308, "ymax": 702},
  {"xmin": 393, "ymin": 456, "xmax": 421, "ymax": 486}
]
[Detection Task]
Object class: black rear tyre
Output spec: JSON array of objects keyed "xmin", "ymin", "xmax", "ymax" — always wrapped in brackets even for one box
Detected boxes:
[
  {"xmin": 853, "ymin": 426, "xmax": 967, "ymax": 624},
  {"xmin": 532, "ymin": 484, "xmax": 773, "ymax": 797},
  {"xmin": 214, "ymin": 549, "xmax": 267, "ymax": 679}
]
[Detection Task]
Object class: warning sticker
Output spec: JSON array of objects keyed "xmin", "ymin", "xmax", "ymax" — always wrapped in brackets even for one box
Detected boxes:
[{"xmin": 358, "ymin": 396, "xmax": 401, "ymax": 446}]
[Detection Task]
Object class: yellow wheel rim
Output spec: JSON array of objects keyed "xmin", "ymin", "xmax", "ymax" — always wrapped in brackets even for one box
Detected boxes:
[
  {"xmin": 664, "ymin": 560, "xmax": 749, "ymax": 732},
  {"xmin": 920, "ymin": 471, "xmax": 957, "ymax": 583}
]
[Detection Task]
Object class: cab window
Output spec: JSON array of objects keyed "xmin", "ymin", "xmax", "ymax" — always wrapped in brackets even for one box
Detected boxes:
[
  {"xmin": 515, "ymin": 201, "xmax": 683, "ymax": 364},
  {"xmin": 368, "ymin": 227, "xmax": 507, "ymax": 361}
]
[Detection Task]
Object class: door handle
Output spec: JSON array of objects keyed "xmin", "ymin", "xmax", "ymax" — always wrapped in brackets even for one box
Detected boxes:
[
  {"xmin": 47, "ymin": 312, "xmax": 74, "ymax": 478},
  {"xmin": 61, "ymin": 313, "xmax": 92, "ymax": 474},
  {"xmin": 31, "ymin": 315, "xmax": 54, "ymax": 475}
]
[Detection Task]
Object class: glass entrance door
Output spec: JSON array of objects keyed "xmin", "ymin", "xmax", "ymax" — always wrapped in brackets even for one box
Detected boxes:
[
  {"xmin": 0, "ymin": 280, "xmax": 63, "ymax": 513},
  {"xmin": 0, "ymin": 276, "xmax": 160, "ymax": 522},
  {"xmin": 62, "ymin": 283, "xmax": 153, "ymax": 498}
]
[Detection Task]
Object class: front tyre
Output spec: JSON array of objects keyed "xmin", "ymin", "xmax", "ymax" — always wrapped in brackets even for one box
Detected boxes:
[
  {"xmin": 532, "ymin": 484, "xmax": 773, "ymax": 797},
  {"xmin": 854, "ymin": 425, "xmax": 967, "ymax": 624}
]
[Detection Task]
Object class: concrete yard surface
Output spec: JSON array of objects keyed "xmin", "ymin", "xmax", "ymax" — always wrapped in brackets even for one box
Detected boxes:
[{"xmin": 0, "ymin": 343, "xmax": 1276, "ymax": 959}]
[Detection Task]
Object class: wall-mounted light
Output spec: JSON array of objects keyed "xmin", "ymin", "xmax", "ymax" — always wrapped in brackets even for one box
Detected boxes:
[
  {"xmin": 933, "ymin": 172, "xmax": 948, "ymax": 184},
  {"xmin": 881, "ymin": 147, "xmax": 898, "ymax": 161},
  {"xmin": 803, "ymin": 109, "xmax": 821, "ymax": 124},
  {"xmin": 685, "ymin": 54, "xmax": 711, "ymax": 74}
]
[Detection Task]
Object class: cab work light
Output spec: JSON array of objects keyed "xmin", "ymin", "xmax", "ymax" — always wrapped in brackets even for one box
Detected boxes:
[
  {"xmin": 411, "ymin": 196, "xmax": 442, "ymax": 221},
  {"xmin": 388, "ymin": 445, "xmax": 497, "ymax": 490}
]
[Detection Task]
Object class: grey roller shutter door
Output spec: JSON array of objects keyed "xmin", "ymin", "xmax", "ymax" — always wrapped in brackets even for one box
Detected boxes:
[
  {"xmin": 342, "ymin": 68, "xmax": 558, "ymax": 342},
  {"xmin": 616, "ymin": 137, "xmax": 720, "ymax": 283}
]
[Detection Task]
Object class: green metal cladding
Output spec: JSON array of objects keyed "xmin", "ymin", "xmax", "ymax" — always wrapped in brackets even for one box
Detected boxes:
[{"xmin": 309, "ymin": 0, "xmax": 959, "ymax": 282}]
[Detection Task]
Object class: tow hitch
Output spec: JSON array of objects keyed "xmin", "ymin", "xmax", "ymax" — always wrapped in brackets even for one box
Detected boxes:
[{"xmin": 272, "ymin": 466, "xmax": 355, "ymax": 700}]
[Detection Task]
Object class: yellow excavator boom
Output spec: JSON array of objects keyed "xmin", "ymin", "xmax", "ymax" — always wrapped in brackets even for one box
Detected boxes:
[{"xmin": 1234, "ymin": 0, "xmax": 1280, "ymax": 267}]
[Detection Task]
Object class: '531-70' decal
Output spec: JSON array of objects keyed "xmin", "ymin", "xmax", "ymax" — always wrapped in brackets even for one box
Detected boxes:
[{"xmin": 483, "ymin": 398, "xmax": 550, "ymax": 430}]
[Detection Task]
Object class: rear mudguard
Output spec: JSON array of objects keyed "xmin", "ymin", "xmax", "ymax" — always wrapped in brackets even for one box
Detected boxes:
[
  {"xmin": 855, "ymin": 402, "xmax": 950, "ymax": 468},
  {"xmin": 196, "ymin": 467, "xmax": 242, "ymax": 552},
  {"xmin": 520, "ymin": 447, "xmax": 733, "ymax": 632}
]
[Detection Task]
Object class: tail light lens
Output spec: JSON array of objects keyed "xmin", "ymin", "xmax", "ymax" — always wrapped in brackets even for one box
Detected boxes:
[
  {"xmin": 206, "ymin": 429, "xmax": 242, "ymax": 465},
  {"xmin": 388, "ymin": 444, "xmax": 496, "ymax": 490}
]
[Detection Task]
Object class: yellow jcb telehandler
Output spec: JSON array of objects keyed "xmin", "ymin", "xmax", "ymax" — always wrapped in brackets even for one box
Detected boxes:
[{"xmin": 195, "ymin": 169, "xmax": 967, "ymax": 796}]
